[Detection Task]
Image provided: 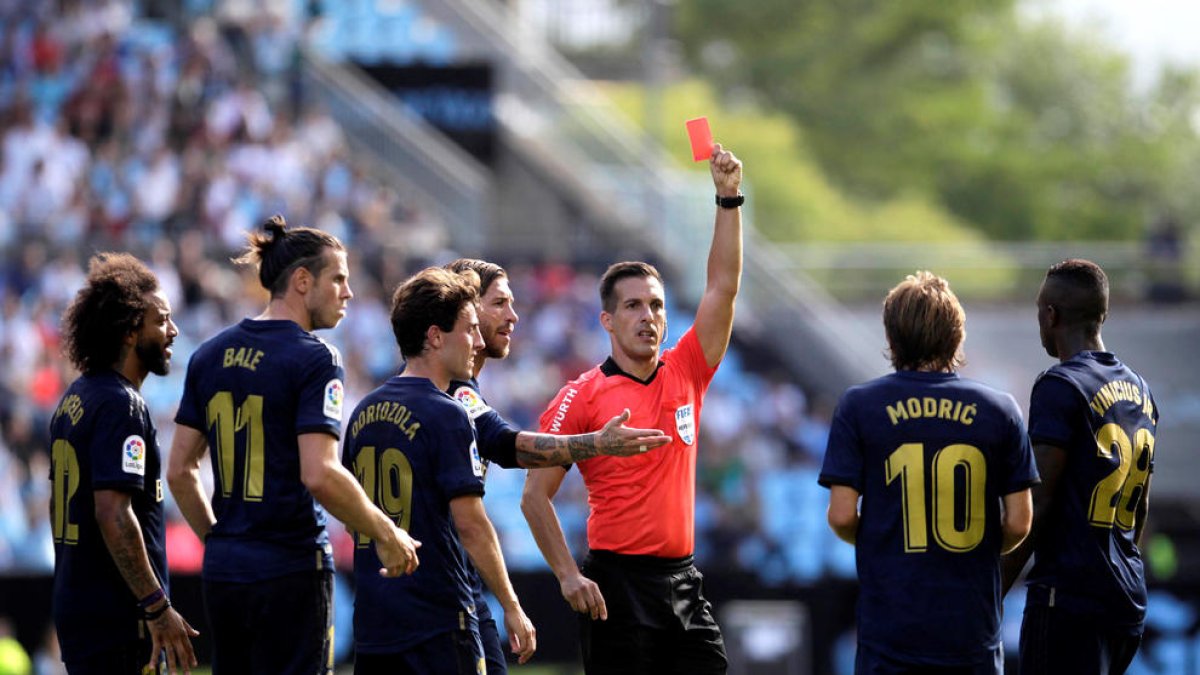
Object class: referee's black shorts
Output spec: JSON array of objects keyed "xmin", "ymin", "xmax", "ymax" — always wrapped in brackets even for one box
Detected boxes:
[{"xmin": 579, "ymin": 550, "xmax": 727, "ymax": 675}]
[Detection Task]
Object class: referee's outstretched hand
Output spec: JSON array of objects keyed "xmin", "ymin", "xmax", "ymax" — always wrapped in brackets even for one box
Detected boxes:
[
  {"xmin": 377, "ymin": 525, "xmax": 422, "ymax": 577},
  {"xmin": 597, "ymin": 409, "xmax": 672, "ymax": 457}
]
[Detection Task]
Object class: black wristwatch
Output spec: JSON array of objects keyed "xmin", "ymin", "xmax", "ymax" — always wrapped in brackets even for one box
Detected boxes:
[{"xmin": 716, "ymin": 193, "xmax": 745, "ymax": 209}]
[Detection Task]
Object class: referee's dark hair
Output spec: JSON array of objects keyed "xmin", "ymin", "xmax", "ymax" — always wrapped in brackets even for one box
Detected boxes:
[
  {"xmin": 1044, "ymin": 258, "xmax": 1109, "ymax": 329},
  {"xmin": 61, "ymin": 253, "xmax": 160, "ymax": 373},
  {"xmin": 390, "ymin": 267, "xmax": 480, "ymax": 358},
  {"xmin": 234, "ymin": 214, "xmax": 344, "ymax": 297},
  {"xmin": 599, "ymin": 261, "xmax": 663, "ymax": 313},
  {"xmin": 446, "ymin": 258, "xmax": 507, "ymax": 297}
]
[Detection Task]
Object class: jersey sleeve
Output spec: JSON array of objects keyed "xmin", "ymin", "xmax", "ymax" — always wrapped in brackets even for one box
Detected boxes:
[
  {"xmin": 667, "ymin": 326, "xmax": 718, "ymax": 392},
  {"xmin": 90, "ymin": 396, "xmax": 153, "ymax": 491},
  {"xmin": 451, "ymin": 382, "xmax": 519, "ymax": 469},
  {"xmin": 818, "ymin": 391, "xmax": 864, "ymax": 491},
  {"xmin": 173, "ymin": 351, "xmax": 205, "ymax": 430},
  {"xmin": 1028, "ymin": 373, "xmax": 1083, "ymax": 448},
  {"xmin": 296, "ymin": 341, "xmax": 345, "ymax": 438},
  {"xmin": 997, "ymin": 395, "xmax": 1040, "ymax": 494},
  {"xmin": 434, "ymin": 405, "xmax": 486, "ymax": 500}
]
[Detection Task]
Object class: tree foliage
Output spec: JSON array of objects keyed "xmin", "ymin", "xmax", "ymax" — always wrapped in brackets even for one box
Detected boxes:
[{"xmin": 675, "ymin": 0, "xmax": 1200, "ymax": 240}]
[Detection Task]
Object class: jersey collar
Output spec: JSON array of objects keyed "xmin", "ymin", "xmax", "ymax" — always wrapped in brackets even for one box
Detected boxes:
[{"xmin": 600, "ymin": 356, "xmax": 664, "ymax": 385}]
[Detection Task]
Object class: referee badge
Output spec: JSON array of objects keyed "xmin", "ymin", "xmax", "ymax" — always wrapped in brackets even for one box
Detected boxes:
[{"xmin": 675, "ymin": 404, "xmax": 696, "ymax": 446}]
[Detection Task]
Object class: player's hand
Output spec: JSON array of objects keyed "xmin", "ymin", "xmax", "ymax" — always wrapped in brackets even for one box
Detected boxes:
[
  {"xmin": 504, "ymin": 605, "xmax": 537, "ymax": 665},
  {"xmin": 560, "ymin": 571, "xmax": 607, "ymax": 621},
  {"xmin": 710, "ymin": 143, "xmax": 742, "ymax": 197},
  {"xmin": 146, "ymin": 605, "xmax": 199, "ymax": 675},
  {"xmin": 596, "ymin": 409, "xmax": 672, "ymax": 457},
  {"xmin": 377, "ymin": 526, "xmax": 422, "ymax": 577}
]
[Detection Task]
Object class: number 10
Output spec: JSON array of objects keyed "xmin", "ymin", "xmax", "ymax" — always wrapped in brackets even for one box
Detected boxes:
[{"xmin": 886, "ymin": 443, "xmax": 987, "ymax": 553}]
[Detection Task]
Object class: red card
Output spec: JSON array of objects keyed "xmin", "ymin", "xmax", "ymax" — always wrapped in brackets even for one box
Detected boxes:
[{"xmin": 686, "ymin": 117, "xmax": 713, "ymax": 162}]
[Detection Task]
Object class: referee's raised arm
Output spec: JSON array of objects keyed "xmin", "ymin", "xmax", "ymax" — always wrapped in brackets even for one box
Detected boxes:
[{"xmin": 694, "ymin": 143, "xmax": 744, "ymax": 368}]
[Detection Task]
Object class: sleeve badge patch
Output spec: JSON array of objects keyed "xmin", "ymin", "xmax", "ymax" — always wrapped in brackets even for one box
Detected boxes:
[
  {"xmin": 453, "ymin": 385, "xmax": 492, "ymax": 420},
  {"xmin": 470, "ymin": 440, "xmax": 484, "ymax": 478},
  {"xmin": 324, "ymin": 379, "xmax": 345, "ymax": 420},
  {"xmin": 122, "ymin": 435, "xmax": 147, "ymax": 476}
]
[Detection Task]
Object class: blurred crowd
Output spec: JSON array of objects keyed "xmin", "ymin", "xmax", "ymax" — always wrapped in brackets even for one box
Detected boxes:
[{"xmin": 0, "ymin": 0, "xmax": 848, "ymax": 586}]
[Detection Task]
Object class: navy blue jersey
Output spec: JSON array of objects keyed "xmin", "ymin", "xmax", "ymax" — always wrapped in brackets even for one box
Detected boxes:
[
  {"xmin": 819, "ymin": 371, "xmax": 1039, "ymax": 666},
  {"xmin": 174, "ymin": 319, "xmax": 344, "ymax": 582},
  {"xmin": 1024, "ymin": 351, "xmax": 1157, "ymax": 626},
  {"xmin": 49, "ymin": 371, "xmax": 168, "ymax": 661},
  {"xmin": 343, "ymin": 376, "xmax": 487, "ymax": 654}
]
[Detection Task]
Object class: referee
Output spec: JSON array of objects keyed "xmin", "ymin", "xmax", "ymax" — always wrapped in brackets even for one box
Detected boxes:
[{"xmin": 522, "ymin": 144, "xmax": 743, "ymax": 674}]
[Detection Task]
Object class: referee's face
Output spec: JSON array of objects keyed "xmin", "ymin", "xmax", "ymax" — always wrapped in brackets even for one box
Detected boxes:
[{"xmin": 603, "ymin": 275, "xmax": 666, "ymax": 363}]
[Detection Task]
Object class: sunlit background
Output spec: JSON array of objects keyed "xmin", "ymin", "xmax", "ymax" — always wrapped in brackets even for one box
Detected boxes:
[{"xmin": 1, "ymin": 1, "xmax": 1197, "ymax": 673}]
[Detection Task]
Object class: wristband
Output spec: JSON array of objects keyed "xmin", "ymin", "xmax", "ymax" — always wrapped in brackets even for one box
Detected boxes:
[
  {"xmin": 143, "ymin": 597, "xmax": 172, "ymax": 621},
  {"xmin": 716, "ymin": 193, "xmax": 744, "ymax": 209},
  {"xmin": 138, "ymin": 587, "xmax": 165, "ymax": 609}
]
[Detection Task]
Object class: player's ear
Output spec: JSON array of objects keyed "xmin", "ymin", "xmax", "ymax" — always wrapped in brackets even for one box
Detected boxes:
[
  {"xmin": 291, "ymin": 265, "xmax": 312, "ymax": 294},
  {"xmin": 425, "ymin": 324, "xmax": 442, "ymax": 350},
  {"xmin": 599, "ymin": 310, "xmax": 613, "ymax": 334}
]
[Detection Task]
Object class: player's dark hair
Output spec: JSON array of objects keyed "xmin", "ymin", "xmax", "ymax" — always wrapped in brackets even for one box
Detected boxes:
[
  {"xmin": 883, "ymin": 270, "xmax": 966, "ymax": 373},
  {"xmin": 599, "ymin": 261, "xmax": 663, "ymax": 313},
  {"xmin": 390, "ymin": 267, "xmax": 479, "ymax": 358},
  {"xmin": 233, "ymin": 214, "xmax": 344, "ymax": 297},
  {"xmin": 1044, "ymin": 258, "xmax": 1108, "ymax": 327},
  {"xmin": 61, "ymin": 253, "xmax": 160, "ymax": 373},
  {"xmin": 446, "ymin": 258, "xmax": 507, "ymax": 297}
]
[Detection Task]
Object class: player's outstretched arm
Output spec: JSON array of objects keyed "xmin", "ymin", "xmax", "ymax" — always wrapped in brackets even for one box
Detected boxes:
[
  {"xmin": 514, "ymin": 409, "xmax": 672, "ymax": 467},
  {"xmin": 451, "ymin": 494, "xmax": 536, "ymax": 663},
  {"xmin": 298, "ymin": 433, "xmax": 421, "ymax": 576},
  {"xmin": 1001, "ymin": 443, "xmax": 1067, "ymax": 595},
  {"xmin": 521, "ymin": 467, "xmax": 607, "ymax": 620},
  {"xmin": 166, "ymin": 424, "xmax": 216, "ymax": 541},
  {"xmin": 826, "ymin": 485, "xmax": 861, "ymax": 545},
  {"xmin": 694, "ymin": 143, "xmax": 744, "ymax": 368},
  {"xmin": 95, "ymin": 490, "xmax": 199, "ymax": 674}
]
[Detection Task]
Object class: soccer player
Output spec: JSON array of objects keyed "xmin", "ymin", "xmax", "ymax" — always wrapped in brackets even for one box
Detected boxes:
[
  {"xmin": 819, "ymin": 271, "xmax": 1038, "ymax": 674},
  {"xmin": 1001, "ymin": 259, "xmax": 1159, "ymax": 674},
  {"xmin": 344, "ymin": 267, "xmax": 535, "ymax": 674},
  {"xmin": 50, "ymin": 253, "xmax": 199, "ymax": 674},
  {"xmin": 444, "ymin": 258, "xmax": 672, "ymax": 674},
  {"xmin": 521, "ymin": 144, "xmax": 743, "ymax": 674},
  {"xmin": 167, "ymin": 216, "xmax": 419, "ymax": 675}
]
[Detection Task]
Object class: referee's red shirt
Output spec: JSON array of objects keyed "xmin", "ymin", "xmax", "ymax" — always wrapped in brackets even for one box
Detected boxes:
[{"xmin": 538, "ymin": 326, "xmax": 717, "ymax": 558}]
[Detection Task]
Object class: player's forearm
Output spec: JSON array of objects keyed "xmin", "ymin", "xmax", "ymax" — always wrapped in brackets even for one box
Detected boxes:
[
  {"xmin": 307, "ymin": 464, "xmax": 398, "ymax": 542},
  {"xmin": 457, "ymin": 514, "xmax": 522, "ymax": 611},
  {"xmin": 515, "ymin": 431, "xmax": 607, "ymax": 467},
  {"xmin": 167, "ymin": 467, "xmax": 215, "ymax": 540},
  {"xmin": 96, "ymin": 498, "xmax": 163, "ymax": 599},
  {"xmin": 520, "ymin": 492, "xmax": 580, "ymax": 582}
]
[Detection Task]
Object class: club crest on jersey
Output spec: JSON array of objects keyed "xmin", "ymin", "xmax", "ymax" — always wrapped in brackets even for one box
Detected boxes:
[
  {"xmin": 122, "ymin": 435, "xmax": 146, "ymax": 476},
  {"xmin": 324, "ymin": 379, "xmax": 344, "ymax": 419},
  {"xmin": 470, "ymin": 440, "xmax": 484, "ymax": 477},
  {"xmin": 454, "ymin": 385, "xmax": 492, "ymax": 420},
  {"xmin": 675, "ymin": 404, "xmax": 696, "ymax": 446}
]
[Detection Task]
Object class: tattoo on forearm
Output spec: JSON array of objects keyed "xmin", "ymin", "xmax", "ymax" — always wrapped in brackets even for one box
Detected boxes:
[
  {"xmin": 517, "ymin": 433, "xmax": 603, "ymax": 467},
  {"xmin": 103, "ymin": 508, "xmax": 158, "ymax": 596}
]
